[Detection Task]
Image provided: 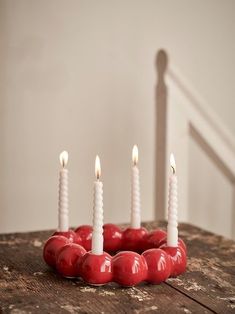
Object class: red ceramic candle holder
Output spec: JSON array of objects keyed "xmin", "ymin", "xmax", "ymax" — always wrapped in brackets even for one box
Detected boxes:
[
  {"xmin": 56, "ymin": 243, "xmax": 86, "ymax": 278},
  {"xmin": 112, "ymin": 251, "xmax": 147, "ymax": 286},
  {"xmin": 43, "ymin": 224, "xmax": 187, "ymax": 287},
  {"xmin": 122, "ymin": 227, "xmax": 148, "ymax": 252},
  {"xmin": 53, "ymin": 229, "xmax": 82, "ymax": 245},
  {"xmin": 142, "ymin": 248, "xmax": 172, "ymax": 284},
  {"xmin": 160, "ymin": 244, "xmax": 187, "ymax": 277},
  {"xmin": 43, "ymin": 235, "xmax": 70, "ymax": 267},
  {"xmin": 103, "ymin": 224, "xmax": 122, "ymax": 252},
  {"xmin": 74, "ymin": 225, "xmax": 92, "ymax": 251},
  {"xmin": 78, "ymin": 252, "xmax": 112, "ymax": 285}
]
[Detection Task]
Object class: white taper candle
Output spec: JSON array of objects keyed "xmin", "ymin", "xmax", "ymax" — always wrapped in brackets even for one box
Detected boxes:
[
  {"xmin": 58, "ymin": 151, "xmax": 69, "ymax": 232},
  {"xmin": 167, "ymin": 154, "xmax": 178, "ymax": 247},
  {"xmin": 91, "ymin": 155, "xmax": 104, "ymax": 255},
  {"xmin": 131, "ymin": 145, "xmax": 141, "ymax": 229}
]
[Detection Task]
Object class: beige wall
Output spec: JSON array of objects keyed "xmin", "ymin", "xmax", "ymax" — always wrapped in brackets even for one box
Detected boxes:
[
  {"xmin": 0, "ymin": 0, "xmax": 234, "ymax": 233},
  {"xmin": 188, "ymin": 137, "xmax": 234, "ymax": 238}
]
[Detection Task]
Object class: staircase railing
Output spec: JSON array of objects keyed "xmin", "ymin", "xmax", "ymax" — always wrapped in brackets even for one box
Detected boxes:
[{"xmin": 155, "ymin": 50, "xmax": 235, "ymax": 239}]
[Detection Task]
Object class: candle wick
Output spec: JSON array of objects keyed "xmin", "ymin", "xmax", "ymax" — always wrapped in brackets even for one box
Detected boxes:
[{"xmin": 171, "ymin": 165, "xmax": 176, "ymax": 174}]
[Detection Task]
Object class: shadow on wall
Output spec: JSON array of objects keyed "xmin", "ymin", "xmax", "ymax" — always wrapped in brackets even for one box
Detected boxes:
[{"xmin": 155, "ymin": 49, "xmax": 168, "ymax": 220}]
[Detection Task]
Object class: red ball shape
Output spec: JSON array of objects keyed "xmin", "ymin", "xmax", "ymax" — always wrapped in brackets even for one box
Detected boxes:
[
  {"xmin": 112, "ymin": 251, "xmax": 147, "ymax": 286},
  {"xmin": 142, "ymin": 248, "xmax": 171, "ymax": 284},
  {"xmin": 103, "ymin": 223, "xmax": 123, "ymax": 252},
  {"xmin": 79, "ymin": 252, "xmax": 112, "ymax": 285},
  {"xmin": 43, "ymin": 235, "xmax": 70, "ymax": 268},
  {"xmin": 161, "ymin": 245, "xmax": 187, "ymax": 277},
  {"xmin": 74, "ymin": 225, "xmax": 92, "ymax": 251},
  {"xmin": 158, "ymin": 237, "xmax": 187, "ymax": 253},
  {"xmin": 53, "ymin": 230, "xmax": 82, "ymax": 245},
  {"xmin": 144, "ymin": 229, "xmax": 167, "ymax": 250},
  {"xmin": 56, "ymin": 243, "xmax": 86, "ymax": 278},
  {"xmin": 122, "ymin": 227, "xmax": 148, "ymax": 252},
  {"xmin": 178, "ymin": 238, "xmax": 187, "ymax": 253}
]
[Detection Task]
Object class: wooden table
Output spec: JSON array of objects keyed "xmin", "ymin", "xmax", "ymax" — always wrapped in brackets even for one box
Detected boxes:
[{"xmin": 0, "ymin": 221, "xmax": 235, "ymax": 313}]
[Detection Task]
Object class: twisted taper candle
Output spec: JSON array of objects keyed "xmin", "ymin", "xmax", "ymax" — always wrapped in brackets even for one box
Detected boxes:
[
  {"xmin": 92, "ymin": 156, "xmax": 104, "ymax": 255},
  {"xmin": 58, "ymin": 151, "xmax": 69, "ymax": 232},
  {"xmin": 131, "ymin": 145, "xmax": 141, "ymax": 229},
  {"xmin": 167, "ymin": 154, "xmax": 178, "ymax": 247}
]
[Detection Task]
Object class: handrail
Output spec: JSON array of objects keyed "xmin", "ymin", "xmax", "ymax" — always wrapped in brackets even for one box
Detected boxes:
[
  {"xmin": 166, "ymin": 64, "xmax": 235, "ymax": 181},
  {"xmin": 155, "ymin": 50, "xmax": 235, "ymax": 229}
]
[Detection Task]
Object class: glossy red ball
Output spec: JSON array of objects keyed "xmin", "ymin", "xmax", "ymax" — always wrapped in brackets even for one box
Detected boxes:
[
  {"xmin": 122, "ymin": 227, "xmax": 148, "ymax": 252},
  {"xmin": 112, "ymin": 251, "xmax": 147, "ymax": 286},
  {"xmin": 178, "ymin": 238, "xmax": 187, "ymax": 253},
  {"xmin": 56, "ymin": 243, "xmax": 87, "ymax": 278},
  {"xmin": 43, "ymin": 235, "xmax": 70, "ymax": 268},
  {"xmin": 144, "ymin": 229, "xmax": 167, "ymax": 250},
  {"xmin": 158, "ymin": 237, "xmax": 187, "ymax": 253},
  {"xmin": 161, "ymin": 245, "xmax": 187, "ymax": 277},
  {"xmin": 75, "ymin": 225, "xmax": 92, "ymax": 251},
  {"xmin": 79, "ymin": 252, "xmax": 112, "ymax": 285},
  {"xmin": 53, "ymin": 230, "xmax": 82, "ymax": 245},
  {"xmin": 103, "ymin": 223, "xmax": 123, "ymax": 252},
  {"xmin": 142, "ymin": 248, "xmax": 171, "ymax": 284}
]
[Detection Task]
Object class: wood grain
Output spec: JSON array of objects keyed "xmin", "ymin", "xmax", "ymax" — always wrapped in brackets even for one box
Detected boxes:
[{"xmin": 0, "ymin": 221, "xmax": 235, "ymax": 313}]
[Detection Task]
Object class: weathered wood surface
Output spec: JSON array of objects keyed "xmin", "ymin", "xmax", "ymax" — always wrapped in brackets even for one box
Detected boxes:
[{"xmin": 0, "ymin": 221, "xmax": 235, "ymax": 314}]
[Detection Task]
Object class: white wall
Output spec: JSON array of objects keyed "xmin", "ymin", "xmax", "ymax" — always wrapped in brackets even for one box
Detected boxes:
[
  {"xmin": 0, "ymin": 0, "xmax": 234, "ymax": 233},
  {"xmin": 188, "ymin": 137, "xmax": 234, "ymax": 238}
]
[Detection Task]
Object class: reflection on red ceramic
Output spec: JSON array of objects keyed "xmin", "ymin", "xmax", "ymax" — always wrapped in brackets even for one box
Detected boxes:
[
  {"xmin": 79, "ymin": 252, "xmax": 112, "ymax": 285},
  {"xmin": 103, "ymin": 223, "xmax": 123, "ymax": 252},
  {"xmin": 144, "ymin": 230, "xmax": 167, "ymax": 250},
  {"xmin": 160, "ymin": 245, "xmax": 187, "ymax": 277},
  {"xmin": 122, "ymin": 228, "xmax": 148, "ymax": 252},
  {"xmin": 43, "ymin": 235, "xmax": 70, "ymax": 268},
  {"xmin": 158, "ymin": 237, "xmax": 187, "ymax": 253},
  {"xmin": 53, "ymin": 230, "xmax": 81, "ymax": 245},
  {"xmin": 112, "ymin": 251, "xmax": 147, "ymax": 286},
  {"xmin": 178, "ymin": 238, "xmax": 187, "ymax": 253},
  {"xmin": 142, "ymin": 248, "xmax": 171, "ymax": 284},
  {"xmin": 56, "ymin": 243, "xmax": 86, "ymax": 278},
  {"xmin": 75, "ymin": 225, "xmax": 92, "ymax": 251}
]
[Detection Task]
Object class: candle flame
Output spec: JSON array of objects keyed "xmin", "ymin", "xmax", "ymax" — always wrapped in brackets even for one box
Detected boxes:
[
  {"xmin": 132, "ymin": 145, "xmax": 138, "ymax": 165},
  {"xmin": 59, "ymin": 151, "xmax": 69, "ymax": 168},
  {"xmin": 95, "ymin": 155, "xmax": 101, "ymax": 179},
  {"xmin": 170, "ymin": 153, "xmax": 176, "ymax": 174}
]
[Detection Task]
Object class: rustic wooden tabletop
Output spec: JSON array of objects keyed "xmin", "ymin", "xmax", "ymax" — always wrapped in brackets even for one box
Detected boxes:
[{"xmin": 0, "ymin": 221, "xmax": 235, "ymax": 314}]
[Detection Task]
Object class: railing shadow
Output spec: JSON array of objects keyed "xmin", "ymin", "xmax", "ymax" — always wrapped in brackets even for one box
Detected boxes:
[{"xmin": 155, "ymin": 49, "xmax": 168, "ymax": 219}]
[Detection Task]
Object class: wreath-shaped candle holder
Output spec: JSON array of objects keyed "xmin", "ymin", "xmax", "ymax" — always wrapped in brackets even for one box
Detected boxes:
[{"xmin": 43, "ymin": 224, "xmax": 187, "ymax": 287}]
